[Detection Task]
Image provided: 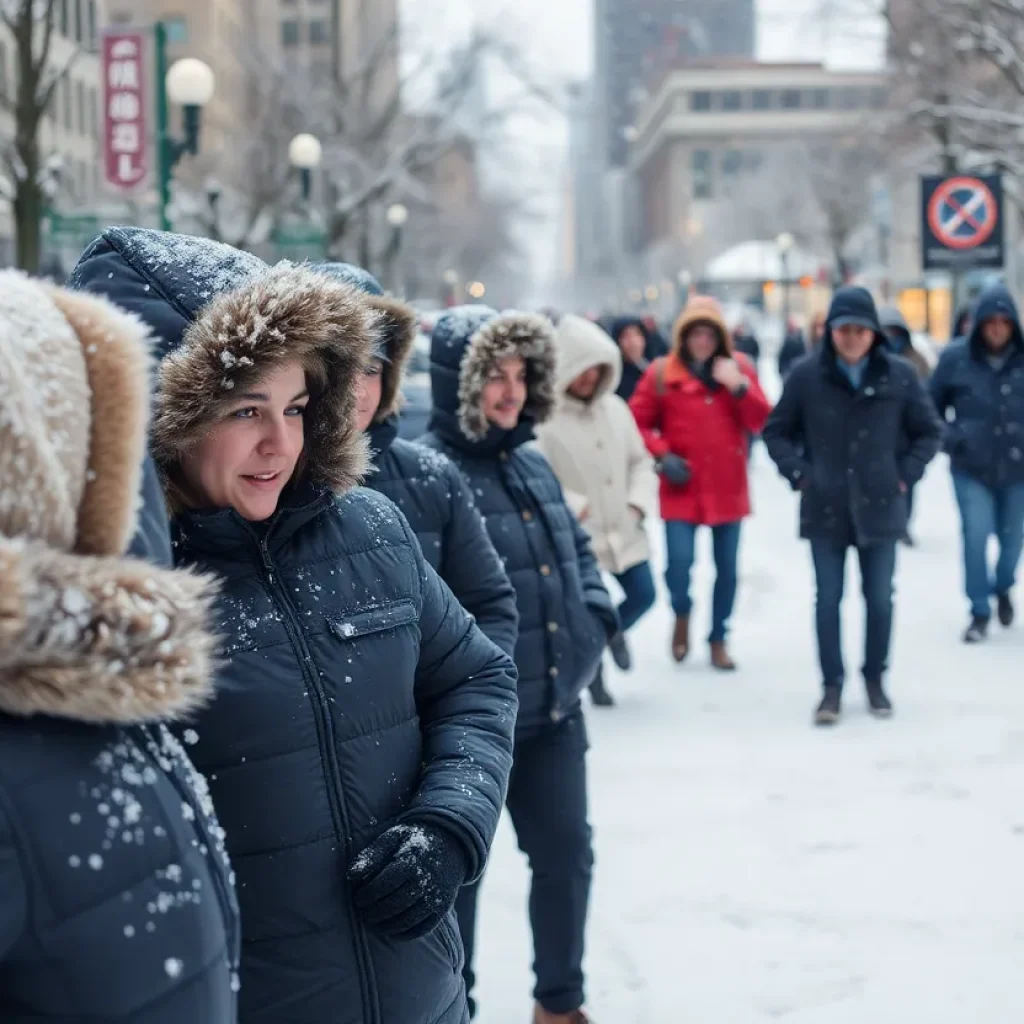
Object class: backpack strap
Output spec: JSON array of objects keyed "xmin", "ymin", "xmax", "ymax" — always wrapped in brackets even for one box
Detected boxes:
[{"xmin": 653, "ymin": 356, "xmax": 668, "ymax": 397}]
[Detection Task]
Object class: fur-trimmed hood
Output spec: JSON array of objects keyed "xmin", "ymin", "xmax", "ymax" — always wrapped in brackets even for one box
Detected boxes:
[
  {"xmin": 152, "ymin": 264, "xmax": 378, "ymax": 504},
  {"xmin": 554, "ymin": 314, "xmax": 622, "ymax": 401},
  {"xmin": 315, "ymin": 262, "xmax": 418, "ymax": 424},
  {"xmin": 672, "ymin": 296, "xmax": 732, "ymax": 360},
  {"xmin": 0, "ymin": 271, "xmax": 218, "ymax": 725},
  {"xmin": 428, "ymin": 305, "xmax": 557, "ymax": 449}
]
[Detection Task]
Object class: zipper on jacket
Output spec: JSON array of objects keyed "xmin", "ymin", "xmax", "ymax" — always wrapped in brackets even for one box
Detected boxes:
[{"xmin": 256, "ymin": 536, "xmax": 381, "ymax": 1024}]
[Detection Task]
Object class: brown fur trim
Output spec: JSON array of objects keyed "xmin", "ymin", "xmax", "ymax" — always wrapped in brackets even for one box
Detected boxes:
[
  {"xmin": 152, "ymin": 265, "xmax": 376, "ymax": 498},
  {"xmin": 457, "ymin": 313, "xmax": 557, "ymax": 441},
  {"xmin": 0, "ymin": 537, "xmax": 219, "ymax": 724},
  {"xmin": 367, "ymin": 293, "xmax": 418, "ymax": 424},
  {"xmin": 672, "ymin": 296, "xmax": 732, "ymax": 359},
  {"xmin": 47, "ymin": 287, "xmax": 152, "ymax": 558}
]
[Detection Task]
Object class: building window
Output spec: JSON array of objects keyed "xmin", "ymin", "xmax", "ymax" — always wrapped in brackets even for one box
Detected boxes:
[
  {"xmin": 720, "ymin": 90, "xmax": 743, "ymax": 112},
  {"xmin": 164, "ymin": 16, "xmax": 189, "ymax": 44},
  {"xmin": 722, "ymin": 150, "xmax": 743, "ymax": 176},
  {"xmin": 0, "ymin": 42, "xmax": 7, "ymax": 100},
  {"xmin": 752, "ymin": 89, "xmax": 773, "ymax": 111},
  {"xmin": 87, "ymin": 0, "xmax": 96, "ymax": 45},
  {"xmin": 811, "ymin": 88, "xmax": 830, "ymax": 109},
  {"xmin": 690, "ymin": 90, "xmax": 712, "ymax": 112},
  {"xmin": 838, "ymin": 87, "xmax": 862, "ymax": 110},
  {"xmin": 781, "ymin": 89, "xmax": 802, "ymax": 110},
  {"xmin": 74, "ymin": 0, "xmax": 84, "ymax": 43},
  {"xmin": 870, "ymin": 86, "xmax": 886, "ymax": 108},
  {"xmin": 281, "ymin": 19, "xmax": 300, "ymax": 46},
  {"xmin": 309, "ymin": 19, "xmax": 329, "ymax": 44},
  {"xmin": 692, "ymin": 149, "xmax": 713, "ymax": 199},
  {"xmin": 88, "ymin": 85, "xmax": 98, "ymax": 137},
  {"xmin": 62, "ymin": 77, "xmax": 72, "ymax": 130},
  {"xmin": 76, "ymin": 79, "xmax": 85, "ymax": 135},
  {"xmin": 59, "ymin": 0, "xmax": 70, "ymax": 36}
]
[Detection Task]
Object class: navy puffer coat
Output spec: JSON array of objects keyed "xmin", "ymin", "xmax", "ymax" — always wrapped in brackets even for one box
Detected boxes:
[
  {"xmin": 317, "ymin": 263, "xmax": 519, "ymax": 657},
  {"xmin": 421, "ymin": 307, "xmax": 617, "ymax": 736},
  {"xmin": 930, "ymin": 284, "xmax": 1024, "ymax": 488},
  {"xmin": 153, "ymin": 266, "xmax": 518, "ymax": 1024}
]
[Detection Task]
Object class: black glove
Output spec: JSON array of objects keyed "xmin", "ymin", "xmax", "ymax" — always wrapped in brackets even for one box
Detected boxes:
[
  {"xmin": 658, "ymin": 453, "xmax": 691, "ymax": 486},
  {"xmin": 348, "ymin": 822, "xmax": 468, "ymax": 940}
]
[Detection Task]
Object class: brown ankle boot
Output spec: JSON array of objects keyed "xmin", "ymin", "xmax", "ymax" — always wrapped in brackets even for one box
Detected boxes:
[
  {"xmin": 671, "ymin": 615, "xmax": 690, "ymax": 663},
  {"xmin": 533, "ymin": 1005, "xmax": 593, "ymax": 1024},
  {"xmin": 710, "ymin": 640, "xmax": 737, "ymax": 672}
]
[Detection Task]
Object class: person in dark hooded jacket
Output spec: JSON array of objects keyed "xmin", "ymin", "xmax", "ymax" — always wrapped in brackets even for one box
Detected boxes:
[
  {"xmin": 420, "ymin": 307, "xmax": 617, "ymax": 1024},
  {"xmin": 150, "ymin": 263, "xmax": 517, "ymax": 1024},
  {"xmin": 777, "ymin": 318, "xmax": 808, "ymax": 380},
  {"xmin": 319, "ymin": 262, "xmax": 519, "ymax": 659},
  {"xmin": 931, "ymin": 284, "xmax": 1024, "ymax": 643},
  {"xmin": 609, "ymin": 315, "xmax": 668, "ymax": 401},
  {"xmin": 764, "ymin": 286, "xmax": 941, "ymax": 725},
  {"xmin": 0, "ymin": 271, "xmax": 238, "ymax": 1023}
]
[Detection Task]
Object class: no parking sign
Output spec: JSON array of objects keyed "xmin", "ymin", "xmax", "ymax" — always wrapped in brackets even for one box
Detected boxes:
[{"xmin": 920, "ymin": 173, "xmax": 1004, "ymax": 270}]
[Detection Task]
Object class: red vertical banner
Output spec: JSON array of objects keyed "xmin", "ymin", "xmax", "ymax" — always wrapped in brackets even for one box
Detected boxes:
[{"xmin": 102, "ymin": 31, "xmax": 148, "ymax": 190}]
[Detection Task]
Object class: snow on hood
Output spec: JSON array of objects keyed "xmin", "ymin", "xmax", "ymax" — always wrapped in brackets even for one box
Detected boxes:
[{"xmin": 554, "ymin": 314, "xmax": 622, "ymax": 399}]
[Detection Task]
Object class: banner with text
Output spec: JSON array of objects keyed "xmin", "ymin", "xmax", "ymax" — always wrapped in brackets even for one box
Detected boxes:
[{"xmin": 102, "ymin": 30, "xmax": 148, "ymax": 191}]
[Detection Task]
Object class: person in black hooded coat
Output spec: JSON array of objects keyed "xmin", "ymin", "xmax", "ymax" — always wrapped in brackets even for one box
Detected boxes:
[
  {"xmin": 420, "ymin": 307, "xmax": 617, "ymax": 1024},
  {"xmin": 318, "ymin": 264, "xmax": 519, "ymax": 657},
  {"xmin": 609, "ymin": 315, "xmax": 668, "ymax": 401},
  {"xmin": 150, "ymin": 264, "xmax": 517, "ymax": 1024}
]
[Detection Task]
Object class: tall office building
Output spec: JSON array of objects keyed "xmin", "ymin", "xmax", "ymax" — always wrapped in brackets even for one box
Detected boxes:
[{"xmin": 594, "ymin": 0, "xmax": 755, "ymax": 166}]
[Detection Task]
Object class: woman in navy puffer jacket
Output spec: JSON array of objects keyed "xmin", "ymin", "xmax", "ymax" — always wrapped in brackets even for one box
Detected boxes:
[{"xmin": 151, "ymin": 265, "xmax": 518, "ymax": 1024}]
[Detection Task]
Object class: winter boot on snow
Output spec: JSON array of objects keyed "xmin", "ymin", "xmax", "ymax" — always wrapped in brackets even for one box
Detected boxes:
[
  {"xmin": 710, "ymin": 641, "xmax": 737, "ymax": 672},
  {"xmin": 998, "ymin": 592, "xmax": 1015, "ymax": 627},
  {"xmin": 588, "ymin": 666, "xmax": 616, "ymax": 708},
  {"xmin": 608, "ymin": 631, "xmax": 632, "ymax": 671},
  {"xmin": 814, "ymin": 685, "xmax": 842, "ymax": 726},
  {"xmin": 533, "ymin": 1005, "xmax": 594, "ymax": 1024},
  {"xmin": 671, "ymin": 616, "xmax": 690, "ymax": 663},
  {"xmin": 964, "ymin": 616, "xmax": 990, "ymax": 644},
  {"xmin": 865, "ymin": 680, "xmax": 893, "ymax": 718}
]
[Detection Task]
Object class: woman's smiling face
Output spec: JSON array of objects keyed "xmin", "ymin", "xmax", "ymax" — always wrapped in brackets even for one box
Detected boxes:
[{"xmin": 179, "ymin": 360, "xmax": 309, "ymax": 521}]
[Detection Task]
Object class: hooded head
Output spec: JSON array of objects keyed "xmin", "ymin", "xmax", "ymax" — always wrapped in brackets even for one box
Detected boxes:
[
  {"xmin": 822, "ymin": 286, "xmax": 885, "ymax": 364},
  {"xmin": 151, "ymin": 265, "xmax": 378, "ymax": 518},
  {"xmin": 554, "ymin": 315, "xmax": 622, "ymax": 403},
  {"xmin": 0, "ymin": 270, "xmax": 218, "ymax": 724},
  {"xmin": 671, "ymin": 296, "xmax": 731, "ymax": 365},
  {"xmin": 967, "ymin": 283, "xmax": 1023, "ymax": 358},
  {"xmin": 878, "ymin": 305, "xmax": 912, "ymax": 353},
  {"xmin": 610, "ymin": 316, "xmax": 651, "ymax": 366},
  {"xmin": 429, "ymin": 305, "xmax": 557, "ymax": 450},
  {"xmin": 315, "ymin": 263, "xmax": 418, "ymax": 427}
]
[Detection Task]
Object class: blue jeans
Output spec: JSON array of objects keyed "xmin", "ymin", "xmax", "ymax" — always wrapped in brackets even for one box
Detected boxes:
[
  {"xmin": 614, "ymin": 561, "xmax": 656, "ymax": 633},
  {"xmin": 952, "ymin": 472, "xmax": 1024, "ymax": 618},
  {"xmin": 664, "ymin": 520, "xmax": 741, "ymax": 643},
  {"xmin": 811, "ymin": 540, "xmax": 897, "ymax": 686}
]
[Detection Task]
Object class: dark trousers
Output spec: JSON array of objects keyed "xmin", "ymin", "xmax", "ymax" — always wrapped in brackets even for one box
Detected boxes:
[
  {"xmin": 811, "ymin": 540, "xmax": 897, "ymax": 686},
  {"xmin": 455, "ymin": 713, "xmax": 592, "ymax": 1017},
  {"xmin": 615, "ymin": 560, "xmax": 656, "ymax": 632}
]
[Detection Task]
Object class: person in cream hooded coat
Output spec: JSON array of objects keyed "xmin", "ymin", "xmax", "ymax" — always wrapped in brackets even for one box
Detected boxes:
[{"xmin": 536, "ymin": 315, "xmax": 658, "ymax": 706}]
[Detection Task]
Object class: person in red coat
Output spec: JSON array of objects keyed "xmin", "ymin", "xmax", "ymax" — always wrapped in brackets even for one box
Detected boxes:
[{"xmin": 630, "ymin": 296, "xmax": 772, "ymax": 669}]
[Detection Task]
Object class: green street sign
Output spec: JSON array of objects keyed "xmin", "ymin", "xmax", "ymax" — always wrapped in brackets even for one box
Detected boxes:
[
  {"xmin": 272, "ymin": 221, "xmax": 327, "ymax": 261},
  {"xmin": 45, "ymin": 212, "xmax": 102, "ymax": 247}
]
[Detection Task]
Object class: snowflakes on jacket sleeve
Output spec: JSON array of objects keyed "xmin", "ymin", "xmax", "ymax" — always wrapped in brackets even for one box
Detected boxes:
[{"xmin": 403, "ymin": 519, "xmax": 517, "ymax": 883}]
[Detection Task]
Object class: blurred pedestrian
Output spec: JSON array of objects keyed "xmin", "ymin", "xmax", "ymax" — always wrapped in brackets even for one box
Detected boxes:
[
  {"xmin": 0, "ymin": 270, "xmax": 237, "ymax": 1021},
  {"xmin": 630, "ymin": 296, "xmax": 772, "ymax": 670},
  {"xmin": 537, "ymin": 315, "xmax": 659, "ymax": 707},
  {"xmin": 879, "ymin": 305, "xmax": 931, "ymax": 547},
  {"xmin": 732, "ymin": 320, "xmax": 761, "ymax": 367},
  {"xmin": 931, "ymin": 284, "xmax": 1024, "ymax": 643},
  {"xmin": 423, "ymin": 307, "xmax": 617, "ymax": 1024},
  {"xmin": 609, "ymin": 316, "xmax": 668, "ymax": 401},
  {"xmin": 764, "ymin": 287, "xmax": 941, "ymax": 725},
  {"xmin": 777, "ymin": 316, "xmax": 807, "ymax": 380}
]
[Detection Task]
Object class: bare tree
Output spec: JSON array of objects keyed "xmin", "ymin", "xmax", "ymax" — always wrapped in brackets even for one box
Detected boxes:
[{"xmin": 0, "ymin": 0, "xmax": 78, "ymax": 271}]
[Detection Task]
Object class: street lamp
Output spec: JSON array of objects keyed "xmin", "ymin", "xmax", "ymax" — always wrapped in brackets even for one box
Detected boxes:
[
  {"xmin": 386, "ymin": 203, "xmax": 409, "ymax": 229},
  {"xmin": 205, "ymin": 176, "xmax": 222, "ymax": 240},
  {"xmin": 289, "ymin": 133, "xmax": 322, "ymax": 202},
  {"xmin": 776, "ymin": 232, "xmax": 795, "ymax": 331},
  {"xmin": 156, "ymin": 24, "xmax": 215, "ymax": 231},
  {"xmin": 384, "ymin": 203, "xmax": 409, "ymax": 295},
  {"xmin": 467, "ymin": 281, "xmax": 486, "ymax": 300}
]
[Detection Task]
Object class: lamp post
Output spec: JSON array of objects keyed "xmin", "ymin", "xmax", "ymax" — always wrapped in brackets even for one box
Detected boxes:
[
  {"xmin": 385, "ymin": 202, "xmax": 409, "ymax": 295},
  {"xmin": 205, "ymin": 177, "xmax": 222, "ymax": 240},
  {"xmin": 288, "ymin": 133, "xmax": 323, "ymax": 202},
  {"xmin": 442, "ymin": 268, "xmax": 459, "ymax": 306},
  {"xmin": 776, "ymin": 231, "xmax": 795, "ymax": 332},
  {"xmin": 155, "ymin": 23, "xmax": 215, "ymax": 232}
]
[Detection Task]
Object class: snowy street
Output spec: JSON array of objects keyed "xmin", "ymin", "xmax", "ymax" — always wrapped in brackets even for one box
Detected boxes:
[{"xmin": 475, "ymin": 449, "xmax": 1024, "ymax": 1023}]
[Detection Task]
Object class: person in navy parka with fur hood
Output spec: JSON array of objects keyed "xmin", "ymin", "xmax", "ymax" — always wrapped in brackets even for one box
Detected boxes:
[
  {"xmin": 421, "ymin": 307, "xmax": 617, "ymax": 1024},
  {"xmin": 317, "ymin": 264, "xmax": 519, "ymax": 657},
  {"xmin": 149, "ymin": 264, "xmax": 518, "ymax": 1024}
]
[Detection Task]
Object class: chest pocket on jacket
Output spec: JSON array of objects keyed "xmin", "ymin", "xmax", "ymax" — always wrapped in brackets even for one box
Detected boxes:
[{"xmin": 327, "ymin": 598, "xmax": 418, "ymax": 642}]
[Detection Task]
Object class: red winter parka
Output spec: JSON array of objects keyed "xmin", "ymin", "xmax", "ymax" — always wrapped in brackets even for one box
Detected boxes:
[{"xmin": 629, "ymin": 299, "xmax": 772, "ymax": 525}]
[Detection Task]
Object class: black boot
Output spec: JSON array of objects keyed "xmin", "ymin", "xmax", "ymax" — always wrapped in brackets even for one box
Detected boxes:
[
  {"xmin": 964, "ymin": 616, "xmax": 990, "ymax": 644},
  {"xmin": 814, "ymin": 685, "xmax": 842, "ymax": 726},
  {"xmin": 865, "ymin": 680, "xmax": 893, "ymax": 718},
  {"xmin": 588, "ymin": 667, "xmax": 615, "ymax": 707},
  {"xmin": 608, "ymin": 631, "xmax": 632, "ymax": 671},
  {"xmin": 998, "ymin": 592, "xmax": 1015, "ymax": 627}
]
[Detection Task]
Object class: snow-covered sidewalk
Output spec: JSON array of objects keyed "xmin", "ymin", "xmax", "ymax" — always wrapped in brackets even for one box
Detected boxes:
[{"xmin": 474, "ymin": 452, "xmax": 1024, "ymax": 1022}]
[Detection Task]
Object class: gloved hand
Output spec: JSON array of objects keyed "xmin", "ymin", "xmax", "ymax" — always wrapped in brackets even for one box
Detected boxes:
[
  {"xmin": 348, "ymin": 822, "xmax": 468, "ymax": 940},
  {"xmin": 658, "ymin": 453, "xmax": 691, "ymax": 486}
]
